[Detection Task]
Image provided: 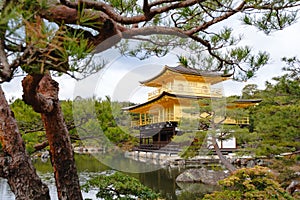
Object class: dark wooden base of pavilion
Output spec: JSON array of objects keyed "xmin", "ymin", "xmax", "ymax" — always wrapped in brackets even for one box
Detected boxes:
[{"xmin": 137, "ymin": 121, "xmax": 179, "ymax": 150}]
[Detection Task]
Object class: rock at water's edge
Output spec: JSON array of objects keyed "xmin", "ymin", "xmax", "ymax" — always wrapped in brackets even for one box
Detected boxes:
[{"xmin": 176, "ymin": 168, "xmax": 229, "ymax": 185}]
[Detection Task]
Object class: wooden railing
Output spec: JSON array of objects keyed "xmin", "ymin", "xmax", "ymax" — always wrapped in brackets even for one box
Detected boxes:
[
  {"xmin": 131, "ymin": 117, "xmax": 250, "ymax": 127},
  {"xmin": 236, "ymin": 117, "xmax": 250, "ymax": 125},
  {"xmin": 223, "ymin": 117, "xmax": 249, "ymax": 125},
  {"xmin": 131, "ymin": 114, "xmax": 175, "ymax": 127}
]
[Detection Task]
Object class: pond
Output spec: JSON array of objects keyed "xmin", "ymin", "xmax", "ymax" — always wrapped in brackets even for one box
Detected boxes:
[{"xmin": 0, "ymin": 154, "xmax": 217, "ymax": 200}]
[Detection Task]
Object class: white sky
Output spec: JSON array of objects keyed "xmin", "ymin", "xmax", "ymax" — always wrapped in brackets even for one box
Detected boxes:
[{"xmin": 2, "ymin": 20, "xmax": 300, "ymax": 103}]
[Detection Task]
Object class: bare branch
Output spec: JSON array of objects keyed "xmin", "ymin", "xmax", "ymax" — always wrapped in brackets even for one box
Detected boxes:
[
  {"xmin": 23, "ymin": 113, "xmax": 91, "ymax": 134},
  {"xmin": 24, "ymin": 127, "xmax": 44, "ymax": 134},
  {"xmin": 60, "ymin": 0, "xmax": 204, "ymax": 24},
  {"xmin": 186, "ymin": 1, "xmax": 246, "ymax": 35},
  {"xmin": 33, "ymin": 135, "xmax": 100, "ymax": 153},
  {"xmin": 34, "ymin": 141, "xmax": 49, "ymax": 152},
  {"xmin": 148, "ymin": 0, "xmax": 180, "ymax": 7}
]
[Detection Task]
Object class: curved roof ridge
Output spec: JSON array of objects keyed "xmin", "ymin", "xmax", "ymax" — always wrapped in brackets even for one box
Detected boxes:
[
  {"xmin": 139, "ymin": 65, "xmax": 169, "ymax": 84},
  {"xmin": 167, "ymin": 65, "xmax": 232, "ymax": 77}
]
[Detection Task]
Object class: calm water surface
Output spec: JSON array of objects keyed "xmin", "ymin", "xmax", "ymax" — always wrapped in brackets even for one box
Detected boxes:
[{"xmin": 0, "ymin": 154, "xmax": 216, "ymax": 199}]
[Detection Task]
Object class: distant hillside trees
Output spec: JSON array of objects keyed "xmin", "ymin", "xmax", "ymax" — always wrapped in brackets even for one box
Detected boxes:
[
  {"xmin": 248, "ymin": 75, "xmax": 300, "ymax": 157},
  {"xmin": 10, "ymin": 98, "xmax": 138, "ymax": 153}
]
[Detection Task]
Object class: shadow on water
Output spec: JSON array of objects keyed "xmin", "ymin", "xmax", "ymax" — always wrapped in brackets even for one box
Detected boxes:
[
  {"xmin": 0, "ymin": 154, "xmax": 216, "ymax": 200},
  {"xmin": 129, "ymin": 168, "xmax": 219, "ymax": 200}
]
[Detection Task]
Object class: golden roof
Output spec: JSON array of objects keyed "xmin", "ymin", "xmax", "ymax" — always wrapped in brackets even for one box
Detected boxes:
[{"xmin": 140, "ymin": 65, "xmax": 232, "ymax": 87}]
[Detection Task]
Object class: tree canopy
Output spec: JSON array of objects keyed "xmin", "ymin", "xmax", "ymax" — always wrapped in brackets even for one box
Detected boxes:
[{"xmin": 0, "ymin": 0, "xmax": 299, "ymax": 82}]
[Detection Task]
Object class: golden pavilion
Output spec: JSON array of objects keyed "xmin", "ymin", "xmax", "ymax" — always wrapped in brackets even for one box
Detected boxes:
[{"xmin": 124, "ymin": 65, "xmax": 260, "ymax": 150}]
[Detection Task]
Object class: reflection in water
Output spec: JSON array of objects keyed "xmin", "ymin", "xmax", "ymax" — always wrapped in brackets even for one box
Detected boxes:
[
  {"xmin": 0, "ymin": 173, "xmax": 99, "ymax": 200},
  {"xmin": 92, "ymin": 151, "xmax": 163, "ymax": 173},
  {"xmin": 131, "ymin": 167, "xmax": 182, "ymax": 199},
  {"xmin": 0, "ymin": 154, "xmax": 210, "ymax": 200}
]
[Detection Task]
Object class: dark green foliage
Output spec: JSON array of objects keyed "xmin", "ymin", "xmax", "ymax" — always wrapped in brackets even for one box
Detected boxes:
[
  {"xmin": 175, "ymin": 131, "xmax": 208, "ymax": 159},
  {"xmin": 242, "ymin": 1, "xmax": 298, "ymax": 35},
  {"xmin": 247, "ymin": 75, "xmax": 300, "ymax": 157},
  {"xmin": 254, "ymin": 105, "xmax": 300, "ymax": 156},
  {"xmin": 177, "ymin": 55, "xmax": 189, "ymax": 67},
  {"xmin": 242, "ymin": 84, "xmax": 260, "ymax": 99},
  {"xmin": 282, "ymin": 57, "xmax": 300, "ymax": 81},
  {"xmin": 94, "ymin": 97, "xmax": 138, "ymax": 149},
  {"xmin": 10, "ymin": 99, "xmax": 46, "ymax": 153},
  {"xmin": 10, "ymin": 99, "xmax": 43, "ymax": 131},
  {"xmin": 9, "ymin": 98, "xmax": 138, "ymax": 153},
  {"xmin": 70, "ymin": 97, "xmax": 138, "ymax": 149},
  {"xmin": 82, "ymin": 171, "xmax": 160, "ymax": 200}
]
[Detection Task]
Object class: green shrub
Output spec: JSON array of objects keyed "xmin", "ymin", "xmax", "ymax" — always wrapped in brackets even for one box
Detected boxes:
[
  {"xmin": 82, "ymin": 171, "xmax": 161, "ymax": 200},
  {"xmin": 202, "ymin": 166, "xmax": 294, "ymax": 200}
]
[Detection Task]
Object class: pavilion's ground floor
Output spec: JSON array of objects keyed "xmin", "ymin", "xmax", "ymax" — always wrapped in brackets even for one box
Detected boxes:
[
  {"xmin": 136, "ymin": 121, "xmax": 180, "ymax": 150},
  {"xmin": 135, "ymin": 121, "xmax": 238, "ymax": 152}
]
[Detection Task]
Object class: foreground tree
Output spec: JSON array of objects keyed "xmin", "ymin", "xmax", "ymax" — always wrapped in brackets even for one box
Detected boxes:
[
  {"xmin": 22, "ymin": 74, "xmax": 83, "ymax": 199},
  {"xmin": 1, "ymin": 0, "xmax": 300, "ymax": 83},
  {"xmin": 0, "ymin": 0, "xmax": 299, "ymax": 198},
  {"xmin": 0, "ymin": 86, "xmax": 50, "ymax": 199}
]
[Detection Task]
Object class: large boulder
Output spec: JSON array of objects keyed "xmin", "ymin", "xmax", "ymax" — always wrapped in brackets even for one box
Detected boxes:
[{"xmin": 176, "ymin": 168, "xmax": 229, "ymax": 185}]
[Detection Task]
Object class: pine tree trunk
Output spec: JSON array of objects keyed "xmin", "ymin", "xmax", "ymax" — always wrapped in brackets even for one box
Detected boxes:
[
  {"xmin": 0, "ymin": 85, "xmax": 50, "ymax": 200},
  {"xmin": 211, "ymin": 136, "xmax": 236, "ymax": 173},
  {"xmin": 22, "ymin": 74, "xmax": 83, "ymax": 200},
  {"xmin": 210, "ymin": 117, "xmax": 236, "ymax": 173}
]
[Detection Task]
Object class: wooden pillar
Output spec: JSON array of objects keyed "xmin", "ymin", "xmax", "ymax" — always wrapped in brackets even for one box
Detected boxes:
[
  {"xmin": 166, "ymin": 108, "xmax": 168, "ymax": 121},
  {"xmin": 158, "ymin": 110, "xmax": 161, "ymax": 122},
  {"xmin": 139, "ymin": 113, "xmax": 142, "ymax": 125}
]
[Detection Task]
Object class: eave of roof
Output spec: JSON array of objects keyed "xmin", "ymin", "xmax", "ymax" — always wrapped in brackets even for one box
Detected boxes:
[
  {"xmin": 123, "ymin": 91, "xmax": 210, "ymax": 111},
  {"xmin": 123, "ymin": 96, "xmax": 262, "ymax": 112},
  {"xmin": 226, "ymin": 99, "xmax": 262, "ymax": 109},
  {"xmin": 233, "ymin": 99, "xmax": 262, "ymax": 104}
]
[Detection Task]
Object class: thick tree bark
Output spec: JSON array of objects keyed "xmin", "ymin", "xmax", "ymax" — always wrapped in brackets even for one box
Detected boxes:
[
  {"xmin": 22, "ymin": 74, "xmax": 83, "ymax": 200},
  {"xmin": 0, "ymin": 85, "xmax": 50, "ymax": 200}
]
